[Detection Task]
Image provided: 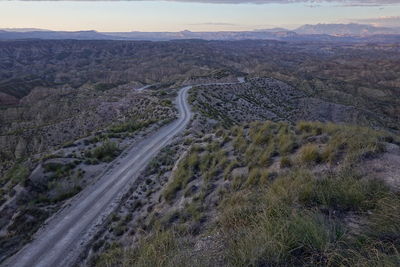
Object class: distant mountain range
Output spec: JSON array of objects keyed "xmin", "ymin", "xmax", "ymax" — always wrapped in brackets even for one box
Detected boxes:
[
  {"xmin": 1, "ymin": 23, "xmax": 399, "ymax": 42},
  {"xmin": 0, "ymin": 30, "xmax": 114, "ymax": 40},
  {"xmin": 295, "ymin": 23, "xmax": 400, "ymax": 36}
]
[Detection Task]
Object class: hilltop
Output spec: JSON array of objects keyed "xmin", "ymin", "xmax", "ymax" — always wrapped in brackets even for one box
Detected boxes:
[{"xmin": 91, "ymin": 118, "xmax": 400, "ymax": 266}]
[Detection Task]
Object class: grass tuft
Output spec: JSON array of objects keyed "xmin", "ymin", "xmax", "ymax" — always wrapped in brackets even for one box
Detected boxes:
[{"xmin": 299, "ymin": 144, "xmax": 321, "ymax": 165}]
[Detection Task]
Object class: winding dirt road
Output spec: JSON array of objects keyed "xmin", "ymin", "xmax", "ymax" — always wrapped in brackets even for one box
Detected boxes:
[
  {"xmin": 4, "ymin": 77, "xmax": 246, "ymax": 267},
  {"xmin": 4, "ymin": 86, "xmax": 193, "ymax": 267}
]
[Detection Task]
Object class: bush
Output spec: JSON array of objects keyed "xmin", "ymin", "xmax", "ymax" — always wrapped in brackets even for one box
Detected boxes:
[
  {"xmin": 161, "ymin": 99, "xmax": 172, "ymax": 107},
  {"xmin": 109, "ymin": 120, "xmax": 154, "ymax": 134},
  {"xmin": 52, "ymin": 186, "xmax": 82, "ymax": 202},
  {"xmin": 94, "ymin": 82, "xmax": 125, "ymax": 92},
  {"xmin": 1, "ymin": 163, "xmax": 29, "ymax": 186},
  {"xmin": 43, "ymin": 162, "xmax": 65, "ymax": 173},
  {"xmin": 90, "ymin": 140, "xmax": 120, "ymax": 162},
  {"xmin": 62, "ymin": 141, "xmax": 77, "ymax": 148}
]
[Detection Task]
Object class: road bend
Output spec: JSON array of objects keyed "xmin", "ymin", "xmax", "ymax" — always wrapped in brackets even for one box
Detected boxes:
[{"xmin": 4, "ymin": 86, "xmax": 193, "ymax": 267}]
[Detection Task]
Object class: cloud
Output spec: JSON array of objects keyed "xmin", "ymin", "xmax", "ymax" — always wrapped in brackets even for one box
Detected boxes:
[
  {"xmin": 188, "ymin": 22, "xmax": 239, "ymax": 26},
  {"xmin": 161, "ymin": 0, "xmax": 400, "ymax": 3},
  {"xmin": 14, "ymin": 0, "xmax": 400, "ymax": 4}
]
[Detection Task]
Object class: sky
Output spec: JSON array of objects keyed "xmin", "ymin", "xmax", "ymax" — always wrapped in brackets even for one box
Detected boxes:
[{"xmin": 1, "ymin": 1, "xmax": 400, "ymax": 32}]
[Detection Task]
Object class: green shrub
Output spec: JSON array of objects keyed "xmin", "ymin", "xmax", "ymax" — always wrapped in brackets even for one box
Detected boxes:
[
  {"xmin": 161, "ymin": 99, "xmax": 172, "ymax": 107},
  {"xmin": 113, "ymin": 224, "xmax": 127, "ymax": 236},
  {"xmin": 62, "ymin": 141, "xmax": 77, "ymax": 148},
  {"xmin": 43, "ymin": 162, "xmax": 78, "ymax": 179},
  {"xmin": 52, "ymin": 186, "xmax": 82, "ymax": 202},
  {"xmin": 94, "ymin": 82, "xmax": 125, "ymax": 92},
  {"xmin": 1, "ymin": 164, "xmax": 29, "ymax": 186},
  {"xmin": 43, "ymin": 162, "xmax": 65, "ymax": 173},
  {"xmin": 109, "ymin": 120, "xmax": 155, "ymax": 134},
  {"xmin": 90, "ymin": 140, "xmax": 120, "ymax": 162}
]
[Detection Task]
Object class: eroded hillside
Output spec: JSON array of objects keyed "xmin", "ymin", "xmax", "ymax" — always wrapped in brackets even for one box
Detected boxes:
[
  {"xmin": 1, "ymin": 40, "xmax": 399, "ymax": 132},
  {"xmin": 0, "ymin": 84, "xmax": 176, "ymax": 169},
  {"xmin": 92, "ymin": 120, "xmax": 400, "ymax": 266},
  {"xmin": 190, "ymin": 78, "xmax": 387, "ymax": 129}
]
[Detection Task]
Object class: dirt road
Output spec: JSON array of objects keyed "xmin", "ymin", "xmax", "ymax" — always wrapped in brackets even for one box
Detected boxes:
[{"xmin": 3, "ymin": 86, "xmax": 193, "ymax": 267}]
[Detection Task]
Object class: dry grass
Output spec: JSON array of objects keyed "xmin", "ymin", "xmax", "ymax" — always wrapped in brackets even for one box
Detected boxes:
[
  {"xmin": 280, "ymin": 156, "xmax": 292, "ymax": 168},
  {"xmin": 219, "ymin": 167, "xmax": 398, "ymax": 266},
  {"xmin": 163, "ymin": 150, "xmax": 199, "ymax": 202},
  {"xmin": 95, "ymin": 229, "xmax": 191, "ymax": 267},
  {"xmin": 96, "ymin": 121, "xmax": 400, "ymax": 266},
  {"xmin": 298, "ymin": 144, "xmax": 321, "ymax": 165}
]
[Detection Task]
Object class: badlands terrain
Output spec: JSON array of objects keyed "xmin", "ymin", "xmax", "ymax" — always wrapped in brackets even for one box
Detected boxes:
[{"xmin": 0, "ymin": 39, "xmax": 399, "ymax": 266}]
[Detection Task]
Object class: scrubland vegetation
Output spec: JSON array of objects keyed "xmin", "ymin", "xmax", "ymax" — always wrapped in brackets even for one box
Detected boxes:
[
  {"xmin": 85, "ymin": 140, "xmax": 121, "ymax": 163},
  {"xmin": 94, "ymin": 121, "xmax": 399, "ymax": 266},
  {"xmin": 108, "ymin": 120, "xmax": 156, "ymax": 134},
  {"xmin": 1, "ymin": 39, "xmax": 399, "ymax": 265},
  {"xmin": 0, "ymin": 163, "xmax": 29, "ymax": 187}
]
